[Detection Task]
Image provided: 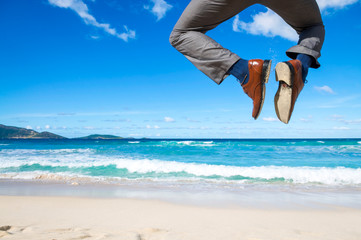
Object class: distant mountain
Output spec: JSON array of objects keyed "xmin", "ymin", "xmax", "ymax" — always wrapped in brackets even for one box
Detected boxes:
[
  {"xmin": 76, "ymin": 134, "xmax": 123, "ymax": 139},
  {"xmin": 0, "ymin": 124, "xmax": 129, "ymax": 140},
  {"xmin": 0, "ymin": 124, "xmax": 66, "ymax": 139},
  {"xmin": 31, "ymin": 131, "xmax": 66, "ymax": 139}
]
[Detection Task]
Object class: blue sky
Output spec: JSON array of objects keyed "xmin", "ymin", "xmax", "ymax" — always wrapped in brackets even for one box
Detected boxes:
[{"xmin": 1, "ymin": 0, "xmax": 361, "ymax": 138}]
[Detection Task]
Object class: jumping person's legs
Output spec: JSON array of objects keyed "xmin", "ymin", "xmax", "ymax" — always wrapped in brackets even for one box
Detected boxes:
[
  {"xmin": 169, "ymin": 0, "xmax": 256, "ymax": 84},
  {"xmin": 169, "ymin": 0, "xmax": 324, "ymax": 122}
]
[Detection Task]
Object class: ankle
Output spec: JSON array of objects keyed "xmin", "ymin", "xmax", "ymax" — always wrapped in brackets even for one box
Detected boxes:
[
  {"xmin": 296, "ymin": 54, "xmax": 312, "ymax": 83},
  {"xmin": 228, "ymin": 59, "xmax": 249, "ymax": 85}
]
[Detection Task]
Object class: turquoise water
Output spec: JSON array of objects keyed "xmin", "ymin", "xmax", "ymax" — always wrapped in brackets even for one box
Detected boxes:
[{"xmin": 1, "ymin": 139, "xmax": 361, "ymax": 187}]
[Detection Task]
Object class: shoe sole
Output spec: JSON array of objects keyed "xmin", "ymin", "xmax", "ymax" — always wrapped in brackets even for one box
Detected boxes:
[
  {"xmin": 274, "ymin": 62, "xmax": 294, "ymax": 124},
  {"xmin": 254, "ymin": 60, "xmax": 272, "ymax": 120}
]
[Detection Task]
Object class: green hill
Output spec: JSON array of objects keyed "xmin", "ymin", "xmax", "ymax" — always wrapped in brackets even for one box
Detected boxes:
[
  {"xmin": 76, "ymin": 134, "xmax": 123, "ymax": 139},
  {"xmin": 0, "ymin": 124, "xmax": 66, "ymax": 139},
  {"xmin": 31, "ymin": 131, "xmax": 66, "ymax": 139}
]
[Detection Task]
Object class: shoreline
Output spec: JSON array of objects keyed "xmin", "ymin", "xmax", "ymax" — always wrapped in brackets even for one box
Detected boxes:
[{"xmin": 1, "ymin": 179, "xmax": 361, "ymax": 209}]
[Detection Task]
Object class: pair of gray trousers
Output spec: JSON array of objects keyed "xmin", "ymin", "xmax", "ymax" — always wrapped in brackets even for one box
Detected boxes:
[{"xmin": 169, "ymin": 0, "xmax": 325, "ymax": 84}]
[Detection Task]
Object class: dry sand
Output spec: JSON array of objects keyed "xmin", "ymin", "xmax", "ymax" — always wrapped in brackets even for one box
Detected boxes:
[{"xmin": 1, "ymin": 195, "xmax": 361, "ymax": 240}]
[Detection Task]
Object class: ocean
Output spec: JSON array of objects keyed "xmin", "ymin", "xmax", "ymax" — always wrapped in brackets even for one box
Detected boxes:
[
  {"xmin": 1, "ymin": 138, "xmax": 361, "ymax": 185},
  {"xmin": 1, "ymin": 139, "xmax": 361, "ymax": 207}
]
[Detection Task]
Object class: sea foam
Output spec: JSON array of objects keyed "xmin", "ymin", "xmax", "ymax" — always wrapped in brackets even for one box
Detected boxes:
[{"xmin": 1, "ymin": 156, "xmax": 360, "ymax": 185}]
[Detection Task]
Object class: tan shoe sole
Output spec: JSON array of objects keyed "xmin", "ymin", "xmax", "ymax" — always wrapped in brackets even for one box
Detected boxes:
[
  {"xmin": 254, "ymin": 60, "xmax": 272, "ymax": 120},
  {"xmin": 274, "ymin": 62, "xmax": 294, "ymax": 124}
]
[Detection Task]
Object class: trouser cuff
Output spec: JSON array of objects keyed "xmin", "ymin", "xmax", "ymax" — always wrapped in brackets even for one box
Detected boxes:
[
  {"xmin": 286, "ymin": 45, "xmax": 321, "ymax": 69},
  {"xmin": 216, "ymin": 55, "xmax": 241, "ymax": 85}
]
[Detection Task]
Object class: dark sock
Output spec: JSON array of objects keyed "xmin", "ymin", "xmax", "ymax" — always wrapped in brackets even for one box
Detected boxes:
[
  {"xmin": 296, "ymin": 54, "xmax": 312, "ymax": 83},
  {"xmin": 228, "ymin": 59, "xmax": 249, "ymax": 85}
]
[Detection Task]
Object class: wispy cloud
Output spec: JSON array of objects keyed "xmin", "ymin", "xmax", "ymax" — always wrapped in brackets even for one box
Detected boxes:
[
  {"xmin": 262, "ymin": 117, "xmax": 278, "ymax": 122},
  {"xmin": 164, "ymin": 116, "xmax": 175, "ymax": 122},
  {"xmin": 315, "ymin": 95, "xmax": 360, "ymax": 108},
  {"xmin": 317, "ymin": 0, "xmax": 359, "ymax": 9},
  {"xmin": 329, "ymin": 114, "xmax": 361, "ymax": 124},
  {"xmin": 146, "ymin": 125, "xmax": 160, "ymax": 129},
  {"xmin": 48, "ymin": 0, "xmax": 135, "ymax": 41},
  {"xmin": 232, "ymin": 0, "xmax": 359, "ymax": 41},
  {"xmin": 314, "ymin": 85, "xmax": 335, "ymax": 94},
  {"xmin": 185, "ymin": 117, "xmax": 200, "ymax": 123},
  {"xmin": 103, "ymin": 119, "xmax": 131, "ymax": 122},
  {"xmin": 5, "ymin": 110, "xmax": 156, "ymax": 118},
  {"xmin": 58, "ymin": 112, "xmax": 76, "ymax": 116},
  {"xmin": 333, "ymin": 126, "xmax": 350, "ymax": 130},
  {"xmin": 299, "ymin": 115, "xmax": 313, "ymax": 122},
  {"xmin": 342, "ymin": 119, "xmax": 361, "ymax": 124},
  {"xmin": 331, "ymin": 114, "xmax": 344, "ymax": 119},
  {"xmin": 144, "ymin": 0, "xmax": 172, "ymax": 21}
]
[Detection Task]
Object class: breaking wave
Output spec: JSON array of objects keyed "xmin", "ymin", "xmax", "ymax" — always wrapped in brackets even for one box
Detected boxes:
[{"xmin": 1, "ymin": 157, "xmax": 360, "ymax": 185}]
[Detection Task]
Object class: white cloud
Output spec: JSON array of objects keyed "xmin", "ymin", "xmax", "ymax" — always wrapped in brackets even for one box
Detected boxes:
[
  {"xmin": 314, "ymin": 85, "xmax": 335, "ymax": 94},
  {"xmin": 333, "ymin": 126, "xmax": 350, "ymax": 130},
  {"xmin": 185, "ymin": 117, "xmax": 200, "ymax": 123},
  {"xmin": 45, "ymin": 125, "xmax": 51, "ymax": 129},
  {"xmin": 300, "ymin": 115, "xmax": 313, "ymax": 122},
  {"xmin": 48, "ymin": 0, "xmax": 135, "ymax": 41},
  {"xmin": 341, "ymin": 119, "xmax": 361, "ymax": 124},
  {"xmin": 144, "ymin": 0, "xmax": 172, "ymax": 21},
  {"xmin": 299, "ymin": 118, "xmax": 309, "ymax": 122},
  {"xmin": 346, "ymin": 120, "xmax": 361, "ymax": 124},
  {"xmin": 164, "ymin": 117, "xmax": 175, "ymax": 122},
  {"xmin": 317, "ymin": 0, "xmax": 359, "ymax": 9},
  {"xmin": 26, "ymin": 125, "xmax": 32, "ymax": 130},
  {"xmin": 262, "ymin": 117, "xmax": 278, "ymax": 122},
  {"xmin": 232, "ymin": 0, "xmax": 359, "ymax": 41},
  {"xmin": 36, "ymin": 126, "xmax": 42, "ymax": 130},
  {"xmin": 233, "ymin": 12, "xmax": 298, "ymax": 41},
  {"xmin": 146, "ymin": 125, "xmax": 161, "ymax": 129},
  {"xmin": 331, "ymin": 114, "xmax": 343, "ymax": 119}
]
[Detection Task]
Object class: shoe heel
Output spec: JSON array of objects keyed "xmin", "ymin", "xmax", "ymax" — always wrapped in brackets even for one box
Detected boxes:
[
  {"xmin": 262, "ymin": 60, "xmax": 272, "ymax": 84},
  {"xmin": 254, "ymin": 60, "xmax": 272, "ymax": 120},
  {"xmin": 275, "ymin": 62, "xmax": 292, "ymax": 86}
]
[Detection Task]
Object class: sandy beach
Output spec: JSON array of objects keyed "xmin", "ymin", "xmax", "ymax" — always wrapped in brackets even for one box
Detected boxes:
[{"xmin": 1, "ymin": 194, "xmax": 361, "ymax": 240}]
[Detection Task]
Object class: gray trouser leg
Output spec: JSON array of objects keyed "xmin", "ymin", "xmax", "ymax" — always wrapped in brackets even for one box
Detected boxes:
[
  {"xmin": 260, "ymin": 0, "xmax": 325, "ymax": 68},
  {"xmin": 169, "ymin": 0, "xmax": 325, "ymax": 84},
  {"xmin": 169, "ymin": 0, "xmax": 255, "ymax": 84}
]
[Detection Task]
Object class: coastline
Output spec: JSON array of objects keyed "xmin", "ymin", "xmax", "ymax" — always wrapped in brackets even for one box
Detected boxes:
[{"xmin": 1, "ymin": 179, "xmax": 361, "ymax": 209}]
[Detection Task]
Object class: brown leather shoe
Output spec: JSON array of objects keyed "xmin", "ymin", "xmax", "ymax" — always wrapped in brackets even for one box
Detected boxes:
[
  {"xmin": 274, "ymin": 59, "xmax": 304, "ymax": 124},
  {"xmin": 242, "ymin": 59, "xmax": 272, "ymax": 120}
]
